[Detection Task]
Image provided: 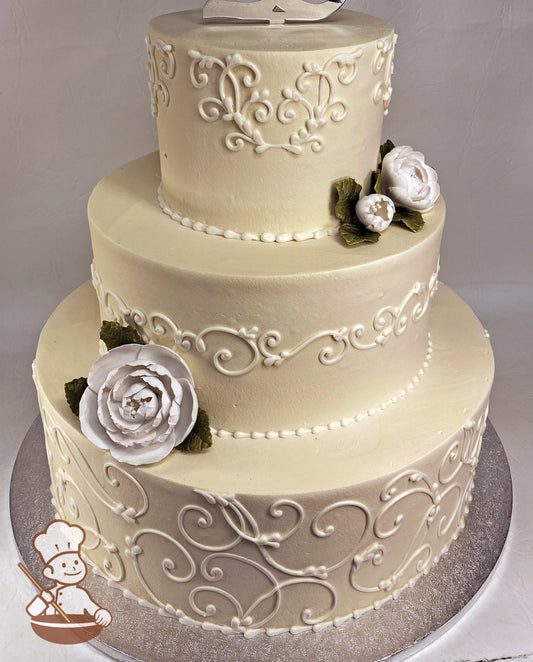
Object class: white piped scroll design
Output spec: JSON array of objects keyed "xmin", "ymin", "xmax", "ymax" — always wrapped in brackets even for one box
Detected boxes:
[
  {"xmin": 39, "ymin": 405, "xmax": 128, "ymax": 583},
  {"xmin": 372, "ymin": 34, "xmax": 397, "ymax": 115},
  {"xmin": 35, "ymin": 367, "xmax": 147, "ymax": 584},
  {"xmin": 188, "ymin": 48, "xmax": 363, "ymax": 154},
  {"xmin": 125, "ymin": 404, "xmax": 487, "ymax": 633},
  {"xmin": 146, "ymin": 35, "xmax": 176, "ymax": 117},
  {"xmin": 39, "ymin": 385, "xmax": 488, "ymax": 634},
  {"xmin": 91, "ymin": 262, "xmax": 439, "ymax": 378},
  {"xmin": 351, "ymin": 407, "xmax": 487, "ymax": 595}
]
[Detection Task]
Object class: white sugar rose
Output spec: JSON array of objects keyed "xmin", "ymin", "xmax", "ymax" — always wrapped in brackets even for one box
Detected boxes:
[
  {"xmin": 381, "ymin": 146, "xmax": 440, "ymax": 212},
  {"xmin": 79, "ymin": 344, "xmax": 198, "ymax": 466},
  {"xmin": 355, "ymin": 193, "xmax": 395, "ymax": 233}
]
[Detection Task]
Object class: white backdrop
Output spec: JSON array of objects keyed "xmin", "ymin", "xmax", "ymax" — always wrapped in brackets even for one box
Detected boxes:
[{"xmin": 1, "ymin": 1, "xmax": 532, "ymax": 660}]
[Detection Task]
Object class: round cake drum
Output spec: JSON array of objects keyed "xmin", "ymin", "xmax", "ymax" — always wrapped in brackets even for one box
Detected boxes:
[{"xmin": 11, "ymin": 416, "xmax": 511, "ymax": 662}]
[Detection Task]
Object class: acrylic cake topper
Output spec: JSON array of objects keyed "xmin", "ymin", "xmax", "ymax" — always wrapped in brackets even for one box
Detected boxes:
[{"xmin": 203, "ymin": 0, "xmax": 346, "ymax": 24}]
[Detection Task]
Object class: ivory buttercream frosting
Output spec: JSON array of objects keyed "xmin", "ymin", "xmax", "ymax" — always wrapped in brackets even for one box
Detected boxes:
[{"xmin": 33, "ymin": 7, "xmax": 494, "ymax": 638}]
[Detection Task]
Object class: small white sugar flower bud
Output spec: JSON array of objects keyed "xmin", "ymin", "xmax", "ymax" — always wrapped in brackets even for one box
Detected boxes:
[{"xmin": 355, "ymin": 194, "xmax": 396, "ymax": 233}]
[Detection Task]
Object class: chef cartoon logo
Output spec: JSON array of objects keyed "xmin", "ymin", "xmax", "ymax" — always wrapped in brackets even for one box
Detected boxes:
[{"xmin": 19, "ymin": 520, "xmax": 112, "ymax": 645}]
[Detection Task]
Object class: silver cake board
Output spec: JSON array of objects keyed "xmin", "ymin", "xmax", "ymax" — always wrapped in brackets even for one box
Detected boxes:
[{"xmin": 10, "ymin": 417, "xmax": 512, "ymax": 662}]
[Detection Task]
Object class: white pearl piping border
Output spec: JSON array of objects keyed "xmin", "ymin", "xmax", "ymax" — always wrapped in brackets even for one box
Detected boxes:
[
  {"xmin": 213, "ymin": 335, "xmax": 434, "ymax": 440},
  {"xmin": 158, "ymin": 186, "xmax": 338, "ymax": 243}
]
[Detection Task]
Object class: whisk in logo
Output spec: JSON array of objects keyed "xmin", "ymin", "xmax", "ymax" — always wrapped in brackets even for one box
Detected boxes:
[{"xmin": 19, "ymin": 519, "xmax": 112, "ymax": 645}]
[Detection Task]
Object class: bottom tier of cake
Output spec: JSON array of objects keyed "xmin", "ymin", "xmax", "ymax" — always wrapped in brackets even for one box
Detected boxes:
[{"xmin": 33, "ymin": 282, "xmax": 493, "ymax": 636}]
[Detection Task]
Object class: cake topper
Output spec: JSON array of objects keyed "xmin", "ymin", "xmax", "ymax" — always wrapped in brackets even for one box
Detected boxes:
[{"xmin": 203, "ymin": 0, "xmax": 345, "ymax": 24}]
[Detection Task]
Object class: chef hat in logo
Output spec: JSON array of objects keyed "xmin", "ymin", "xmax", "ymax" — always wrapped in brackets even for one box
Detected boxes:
[{"xmin": 33, "ymin": 520, "xmax": 85, "ymax": 565}]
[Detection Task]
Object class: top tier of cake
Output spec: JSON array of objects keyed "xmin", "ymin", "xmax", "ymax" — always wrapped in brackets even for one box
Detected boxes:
[{"xmin": 148, "ymin": 10, "xmax": 395, "ymax": 240}]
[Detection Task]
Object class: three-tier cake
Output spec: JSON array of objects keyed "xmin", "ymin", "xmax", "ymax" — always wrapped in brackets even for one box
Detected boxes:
[{"xmin": 33, "ymin": 8, "xmax": 493, "ymax": 636}]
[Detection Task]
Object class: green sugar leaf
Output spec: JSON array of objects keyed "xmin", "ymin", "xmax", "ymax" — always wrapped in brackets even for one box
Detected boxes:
[
  {"xmin": 179, "ymin": 409, "xmax": 213, "ymax": 452},
  {"xmin": 379, "ymin": 139, "xmax": 396, "ymax": 163},
  {"xmin": 393, "ymin": 209, "xmax": 425, "ymax": 232},
  {"xmin": 65, "ymin": 377, "xmax": 88, "ymax": 417},
  {"xmin": 334, "ymin": 178, "xmax": 362, "ymax": 224},
  {"xmin": 339, "ymin": 222, "xmax": 380, "ymax": 246},
  {"xmin": 372, "ymin": 170, "xmax": 382, "ymax": 195},
  {"xmin": 100, "ymin": 320, "xmax": 143, "ymax": 351}
]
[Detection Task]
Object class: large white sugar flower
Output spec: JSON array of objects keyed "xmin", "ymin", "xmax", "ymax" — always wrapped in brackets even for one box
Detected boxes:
[
  {"xmin": 381, "ymin": 146, "xmax": 440, "ymax": 212},
  {"xmin": 79, "ymin": 344, "xmax": 198, "ymax": 466},
  {"xmin": 356, "ymin": 193, "xmax": 395, "ymax": 233}
]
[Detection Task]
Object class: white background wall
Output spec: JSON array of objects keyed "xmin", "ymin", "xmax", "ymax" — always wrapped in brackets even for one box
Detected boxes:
[{"xmin": 1, "ymin": 1, "xmax": 532, "ymax": 660}]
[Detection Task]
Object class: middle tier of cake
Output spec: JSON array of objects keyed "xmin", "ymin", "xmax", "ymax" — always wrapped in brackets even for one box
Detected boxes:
[{"xmin": 89, "ymin": 152, "xmax": 444, "ymax": 436}]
